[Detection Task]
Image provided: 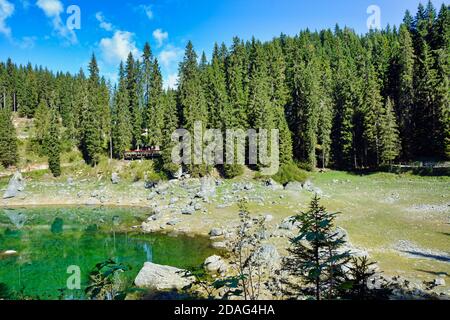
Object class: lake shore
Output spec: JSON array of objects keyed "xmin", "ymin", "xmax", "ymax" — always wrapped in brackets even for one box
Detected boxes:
[{"xmin": 1, "ymin": 171, "xmax": 449, "ymax": 295}]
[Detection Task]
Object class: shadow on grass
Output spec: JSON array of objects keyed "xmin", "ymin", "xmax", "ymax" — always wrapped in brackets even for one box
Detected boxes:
[
  {"xmin": 415, "ymin": 269, "xmax": 449, "ymax": 277},
  {"xmin": 403, "ymin": 251, "xmax": 450, "ymax": 263}
]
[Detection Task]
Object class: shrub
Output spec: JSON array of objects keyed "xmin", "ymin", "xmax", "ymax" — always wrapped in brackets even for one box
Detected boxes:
[
  {"xmin": 189, "ymin": 164, "xmax": 212, "ymax": 178},
  {"xmin": 222, "ymin": 164, "xmax": 244, "ymax": 179},
  {"xmin": 272, "ymin": 162, "xmax": 308, "ymax": 185}
]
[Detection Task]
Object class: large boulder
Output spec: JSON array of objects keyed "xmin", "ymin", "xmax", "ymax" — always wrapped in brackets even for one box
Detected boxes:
[
  {"xmin": 284, "ymin": 182, "xmax": 303, "ymax": 192},
  {"xmin": 196, "ymin": 177, "xmax": 216, "ymax": 200},
  {"xmin": 135, "ymin": 262, "xmax": 194, "ymax": 291},
  {"xmin": 3, "ymin": 172, "xmax": 25, "ymax": 199},
  {"xmin": 209, "ymin": 228, "xmax": 224, "ymax": 237},
  {"xmin": 111, "ymin": 172, "xmax": 120, "ymax": 184},
  {"xmin": 204, "ymin": 255, "xmax": 227, "ymax": 274}
]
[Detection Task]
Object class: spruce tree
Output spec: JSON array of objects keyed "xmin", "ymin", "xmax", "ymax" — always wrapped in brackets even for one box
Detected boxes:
[
  {"xmin": 178, "ymin": 41, "xmax": 208, "ymax": 174},
  {"xmin": 179, "ymin": 41, "xmax": 208, "ymax": 130},
  {"xmin": 142, "ymin": 42, "xmax": 153, "ymax": 129},
  {"xmin": 396, "ymin": 24, "xmax": 415, "ymax": 159},
  {"xmin": 147, "ymin": 58, "xmax": 164, "ymax": 147},
  {"xmin": 379, "ymin": 98, "xmax": 401, "ymax": 165},
  {"xmin": 112, "ymin": 63, "xmax": 132, "ymax": 159},
  {"xmin": 0, "ymin": 106, "xmax": 18, "ymax": 168},
  {"xmin": 33, "ymin": 100, "xmax": 51, "ymax": 156},
  {"xmin": 267, "ymin": 41, "xmax": 293, "ymax": 165},
  {"xmin": 81, "ymin": 54, "xmax": 103, "ymax": 165},
  {"xmin": 317, "ymin": 58, "xmax": 333, "ymax": 169},
  {"xmin": 125, "ymin": 53, "xmax": 143, "ymax": 149},
  {"xmin": 161, "ymin": 90, "xmax": 180, "ymax": 175},
  {"xmin": 362, "ymin": 51, "xmax": 384, "ymax": 167},
  {"xmin": 284, "ymin": 195, "xmax": 350, "ymax": 300},
  {"xmin": 46, "ymin": 108, "xmax": 61, "ymax": 177},
  {"xmin": 226, "ymin": 37, "xmax": 249, "ymax": 129}
]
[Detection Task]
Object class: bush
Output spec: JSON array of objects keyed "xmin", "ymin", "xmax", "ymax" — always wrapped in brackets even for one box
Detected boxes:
[
  {"xmin": 188, "ymin": 164, "xmax": 212, "ymax": 178},
  {"xmin": 296, "ymin": 161, "xmax": 314, "ymax": 172},
  {"xmin": 272, "ymin": 163, "xmax": 308, "ymax": 185},
  {"xmin": 222, "ymin": 164, "xmax": 244, "ymax": 179},
  {"xmin": 130, "ymin": 160, "xmax": 155, "ymax": 182}
]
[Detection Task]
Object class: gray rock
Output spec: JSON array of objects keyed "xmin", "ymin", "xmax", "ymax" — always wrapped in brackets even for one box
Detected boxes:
[
  {"xmin": 3, "ymin": 172, "xmax": 25, "ymax": 199},
  {"xmin": 434, "ymin": 278, "xmax": 446, "ymax": 286},
  {"xmin": 265, "ymin": 179, "xmax": 283, "ymax": 190},
  {"xmin": 167, "ymin": 219, "xmax": 181, "ymax": 226},
  {"xmin": 111, "ymin": 172, "xmax": 120, "ymax": 184},
  {"xmin": 91, "ymin": 190, "xmax": 99, "ymax": 198},
  {"xmin": 194, "ymin": 203, "xmax": 202, "ymax": 211},
  {"xmin": 4, "ymin": 210, "xmax": 27, "ymax": 228},
  {"xmin": 135, "ymin": 262, "xmax": 194, "ymax": 291},
  {"xmin": 204, "ymin": 255, "xmax": 227, "ymax": 274},
  {"xmin": 181, "ymin": 206, "xmax": 195, "ymax": 215},
  {"xmin": 147, "ymin": 192, "xmax": 157, "ymax": 200},
  {"xmin": 255, "ymin": 244, "xmax": 281, "ymax": 271},
  {"xmin": 212, "ymin": 242, "xmax": 227, "ymax": 249},
  {"xmin": 196, "ymin": 177, "xmax": 216, "ymax": 200},
  {"xmin": 173, "ymin": 167, "xmax": 183, "ymax": 180},
  {"xmin": 209, "ymin": 228, "xmax": 223, "ymax": 237},
  {"xmin": 67, "ymin": 177, "xmax": 74, "ymax": 185},
  {"xmin": 303, "ymin": 180, "xmax": 315, "ymax": 192},
  {"xmin": 243, "ymin": 183, "xmax": 253, "ymax": 191},
  {"xmin": 279, "ymin": 217, "xmax": 295, "ymax": 230},
  {"xmin": 169, "ymin": 197, "xmax": 179, "ymax": 205},
  {"xmin": 264, "ymin": 214, "xmax": 274, "ymax": 222},
  {"xmin": 284, "ymin": 182, "xmax": 303, "ymax": 192}
]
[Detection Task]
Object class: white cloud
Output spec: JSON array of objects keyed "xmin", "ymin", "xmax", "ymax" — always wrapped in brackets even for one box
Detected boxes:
[
  {"xmin": 153, "ymin": 28, "xmax": 168, "ymax": 47},
  {"xmin": 99, "ymin": 30, "xmax": 140, "ymax": 64},
  {"xmin": 0, "ymin": 0, "xmax": 14, "ymax": 38},
  {"xmin": 158, "ymin": 46, "xmax": 183, "ymax": 68},
  {"xmin": 18, "ymin": 36, "xmax": 37, "ymax": 49},
  {"xmin": 165, "ymin": 73, "xmax": 178, "ymax": 90},
  {"xmin": 138, "ymin": 5, "xmax": 153, "ymax": 20},
  {"xmin": 95, "ymin": 12, "xmax": 113, "ymax": 31},
  {"xmin": 36, "ymin": 0, "xmax": 77, "ymax": 44}
]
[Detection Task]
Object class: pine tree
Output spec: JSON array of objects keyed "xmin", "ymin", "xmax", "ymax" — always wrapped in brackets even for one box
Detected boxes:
[
  {"xmin": 317, "ymin": 58, "xmax": 333, "ymax": 169},
  {"xmin": 284, "ymin": 196, "xmax": 350, "ymax": 300},
  {"xmin": 147, "ymin": 58, "xmax": 164, "ymax": 147},
  {"xmin": 413, "ymin": 41, "xmax": 438, "ymax": 157},
  {"xmin": 396, "ymin": 24, "xmax": 415, "ymax": 159},
  {"xmin": 226, "ymin": 37, "xmax": 249, "ymax": 129},
  {"xmin": 125, "ymin": 53, "xmax": 143, "ymax": 149},
  {"xmin": 81, "ymin": 54, "xmax": 103, "ymax": 165},
  {"xmin": 267, "ymin": 40, "xmax": 293, "ymax": 165},
  {"xmin": 46, "ymin": 108, "xmax": 61, "ymax": 177},
  {"xmin": 0, "ymin": 106, "xmax": 18, "ymax": 168},
  {"xmin": 362, "ymin": 51, "xmax": 384, "ymax": 167},
  {"xmin": 112, "ymin": 63, "xmax": 132, "ymax": 159},
  {"xmin": 379, "ymin": 98, "xmax": 401, "ymax": 165},
  {"xmin": 287, "ymin": 45, "xmax": 320, "ymax": 168},
  {"xmin": 33, "ymin": 100, "xmax": 51, "ymax": 156},
  {"xmin": 206, "ymin": 43, "xmax": 229, "ymax": 129},
  {"xmin": 161, "ymin": 90, "xmax": 180, "ymax": 175},
  {"xmin": 179, "ymin": 41, "xmax": 208, "ymax": 130},
  {"xmin": 142, "ymin": 42, "xmax": 153, "ymax": 129}
]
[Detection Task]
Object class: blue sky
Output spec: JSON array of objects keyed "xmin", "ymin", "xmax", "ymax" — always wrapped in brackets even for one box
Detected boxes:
[{"xmin": 0, "ymin": 0, "xmax": 447, "ymax": 87}]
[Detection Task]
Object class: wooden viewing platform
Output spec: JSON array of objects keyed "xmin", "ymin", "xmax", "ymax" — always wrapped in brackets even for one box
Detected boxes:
[{"xmin": 124, "ymin": 147, "xmax": 161, "ymax": 160}]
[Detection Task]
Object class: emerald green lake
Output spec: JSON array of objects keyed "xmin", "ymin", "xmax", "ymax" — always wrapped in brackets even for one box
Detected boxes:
[{"xmin": 0, "ymin": 207, "xmax": 215, "ymax": 300}]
